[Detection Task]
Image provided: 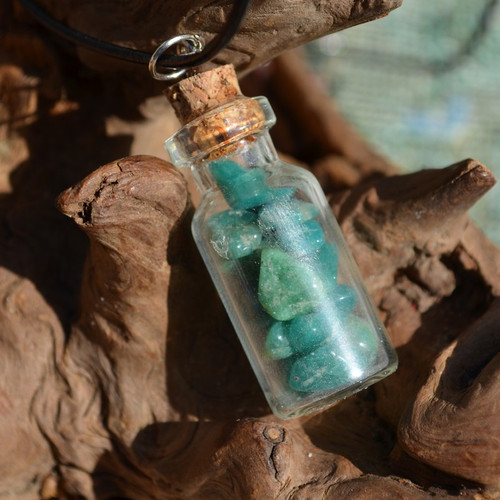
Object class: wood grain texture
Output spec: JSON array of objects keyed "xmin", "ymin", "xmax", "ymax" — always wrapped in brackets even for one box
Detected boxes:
[
  {"xmin": 1, "ymin": 5, "xmax": 499, "ymax": 499},
  {"xmin": 28, "ymin": 0, "xmax": 402, "ymax": 74}
]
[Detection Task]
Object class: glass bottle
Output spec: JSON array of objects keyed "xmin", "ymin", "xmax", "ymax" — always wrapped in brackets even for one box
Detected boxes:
[{"xmin": 165, "ymin": 94, "xmax": 397, "ymax": 419}]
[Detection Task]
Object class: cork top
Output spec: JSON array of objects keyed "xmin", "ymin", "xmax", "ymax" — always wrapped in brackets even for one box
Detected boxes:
[
  {"xmin": 165, "ymin": 64, "xmax": 242, "ymax": 125},
  {"xmin": 163, "ymin": 65, "xmax": 276, "ymax": 167}
]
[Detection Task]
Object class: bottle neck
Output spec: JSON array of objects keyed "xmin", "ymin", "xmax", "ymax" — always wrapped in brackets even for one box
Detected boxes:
[{"xmin": 190, "ymin": 131, "xmax": 279, "ymax": 193}]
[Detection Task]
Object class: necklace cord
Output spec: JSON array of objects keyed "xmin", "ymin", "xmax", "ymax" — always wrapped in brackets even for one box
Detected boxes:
[{"xmin": 16, "ymin": 0, "xmax": 251, "ymax": 70}]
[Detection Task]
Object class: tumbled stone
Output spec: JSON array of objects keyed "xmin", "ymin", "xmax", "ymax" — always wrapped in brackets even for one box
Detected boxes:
[
  {"xmin": 211, "ymin": 224, "xmax": 262, "ymax": 260},
  {"xmin": 210, "ymin": 160, "xmax": 278, "ymax": 209},
  {"xmin": 299, "ymin": 219, "xmax": 325, "ymax": 252},
  {"xmin": 259, "ymin": 201, "xmax": 325, "ymax": 256},
  {"xmin": 267, "ymin": 187, "xmax": 296, "ymax": 201},
  {"xmin": 258, "ymin": 199, "xmax": 298, "ymax": 245},
  {"xmin": 259, "ymin": 199, "xmax": 318, "ymax": 231},
  {"xmin": 265, "ymin": 322, "xmax": 293, "ymax": 360},
  {"xmin": 219, "ymin": 251, "xmax": 262, "ymax": 296},
  {"xmin": 286, "ymin": 288, "xmax": 358, "ymax": 354},
  {"xmin": 208, "ymin": 209, "xmax": 262, "ymax": 259},
  {"xmin": 258, "ymin": 199, "xmax": 314, "ymax": 235},
  {"xmin": 295, "ymin": 200, "xmax": 320, "ymax": 221},
  {"xmin": 282, "ymin": 219, "xmax": 325, "ymax": 256},
  {"xmin": 329, "ymin": 284, "xmax": 358, "ymax": 314},
  {"xmin": 342, "ymin": 315, "xmax": 379, "ymax": 359},
  {"xmin": 258, "ymin": 248, "xmax": 325, "ymax": 321},
  {"xmin": 224, "ymin": 169, "xmax": 271, "ymax": 209},
  {"xmin": 289, "ymin": 343, "xmax": 351, "ymax": 392},
  {"xmin": 207, "ymin": 209, "xmax": 257, "ymax": 230},
  {"xmin": 210, "ymin": 159, "xmax": 247, "ymax": 184},
  {"xmin": 288, "ymin": 314, "xmax": 380, "ymax": 392},
  {"xmin": 312, "ymin": 242, "xmax": 338, "ymax": 286},
  {"xmin": 288, "ymin": 311, "xmax": 338, "ymax": 354}
]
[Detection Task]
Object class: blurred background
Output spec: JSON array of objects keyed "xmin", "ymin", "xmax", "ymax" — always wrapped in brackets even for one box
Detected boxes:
[{"xmin": 305, "ymin": 0, "xmax": 500, "ymax": 245}]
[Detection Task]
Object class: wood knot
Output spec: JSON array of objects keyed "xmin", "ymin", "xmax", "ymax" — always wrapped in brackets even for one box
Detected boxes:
[{"xmin": 263, "ymin": 425, "xmax": 285, "ymax": 444}]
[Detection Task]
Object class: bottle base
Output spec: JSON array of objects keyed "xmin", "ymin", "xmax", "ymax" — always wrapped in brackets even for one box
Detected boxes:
[{"xmin": 267, "ymin": 358, "xmax": 398, "ymax": 420}]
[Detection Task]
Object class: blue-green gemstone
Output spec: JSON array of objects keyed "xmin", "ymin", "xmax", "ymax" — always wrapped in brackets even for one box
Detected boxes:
[
  {"xmin": 259, "ymin": 201, "xmax": 325, "ymax": 256},
  {"xmin": 286, "ymin": 288, "xmax": 357, "ymax": 355},
  {"xmin": 267, "ymin": 187, "xmax": 296, "ymax": 202},
  {"xmin": 258, "ymin": 198, "xmax": 297, "ymax": 236},
  {"xmin": 207, "ymin": 209, "xmax": 257, "ymax": 230},
  {"xmin": 219, "ymin": 251, "xmax": 262, "ymax": 294},
  {"xmin": 288, "ymin": 311, "xmax": 338, "ymax": 353},
  {"xmin": 229, "ymin": 185, "xmax": 294, "ymax": 210},
  {"xmin": 288, "ymin": 315, "xmax": 380, "ymax": 392},
  {"xmin": 258, "ymin": 248, "xmax": 325, "ymax": 321},
  {"xmin": 208, "ymin": 209, "xmax": 262, "ymax": 260},
  {"xmin": 273, "ymin": 219, "xmax": 324, "ymax": 256},
  {"xmin": 210, "ymin": 160, "xmax": 298, "ymax": 210},
  {"xmin": 300, "ymin": 219, "xmax": 325, "ymax": 252},
  {"xmin": 210, "ymin": 160, "xmax": 274, "ymax": 209},
  {"xmin": 329, "ymin": 284, "xmax": 358, "ymax": 314},
  {"xmin": 313, "ymin": 243, "xmax": 338, "ymax": 285},
  {"xmin": 211, "ymin": 224, "xmax": 262, "ymax": 259},
  {"xmin": 228, "ymin": 171, "xmax": 272, "ymax": 209},
  {"xmin": 210, "ymin": 159, "xmax": 247, "ymax": 184},
  {"xmin": 295, "ymin": 201, "xmax": 320, "ymax": 221},
  {"xmin": 341, "ymin": 315, "xmax": 379, "ymax": 360},
  {"xmin": 289, "ymin": 343, "xmax": 352, "ymax": 392},
  {"xmin": 265, "ymin": 322, "xmax": 293, "ymax": 360},
  {"xmin": 258, "ymin": 198, "xmax": 315, "ymax": 234}
]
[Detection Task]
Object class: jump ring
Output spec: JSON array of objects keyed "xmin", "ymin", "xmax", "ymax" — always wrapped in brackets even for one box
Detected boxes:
[{"xmin": 149, "ymin": 34, "xmax": 205, "ymax": 81}]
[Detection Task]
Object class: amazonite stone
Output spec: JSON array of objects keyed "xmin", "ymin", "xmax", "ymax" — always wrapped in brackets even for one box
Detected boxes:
[
  {"xmin": 265, "ymin": 322, "xmax": 293, "ymax": 360},
  {"xmin": 295, "ymin": 201, "xmax": 320, "ymax": 221},
  {"xmin": 258, "ymin": 199, "xmax": 317, "ymax": 235},
  {"xmin": 220, "ymin": 251, "xmax": 262, "ymax": 296},
  {"xmin": 258, "ymin": 248, "xmax": 325, "ymax": 321},
  {"xmin": 210, "ymin": 159, "xmax": 247, "ymax": 183},
  {"xmin": 228, "ymin": 183, "xmax": 294, "ymax": 210},
  {"xmin": 210, "ymin": 160, "xmax": 278, "ymax": 209},
  {"xmin": 312, "ymin": 242, "xmax": 338, "ymax": 286},
  {"xmin": 300, "ymin": 219, "xmax": 325, "ymax": 252},
  {"xmin": 343, "ymin": 316, "xmax": 379, "ymax": 357},
  {"xmin": 288, "ymin": 315, "xmax": 380, "ymax": 392},
  {"xmin": 224, "ymin": 169, "xmax": 270, "ymax": 209},
  {"xmin": 287, "ymin": 288, "xmax": 357, "ymax": 354},
  {"xmin": 259, "ymin": 201, "xmax": 325, "ymax": 256},
  {"xmin": 271, "ymin": 220, "xmax": 325, "ymax": 256},
  {"xmin": 267, "ymin": 187, "xmax": 296, "ymax": 202},
  {"xmin": 288, "ymin": 311, "xmax": 337, "ymax": 354},
  {"xmin": 208, "ymin": 209, "xmax": 262, "ymax": 259},
  {"xmin": 210, "ymin": 224, "xmax": 262, "ymax": 260},
  {"xmin": 258, "ymin": 199, "xmax": 296, "ymax": 244},
  {"xmin": 289, "ymin": 344, "xmax": 351, "ymax": 392},
  {"xmin": 207, "ymin": 209, "xmax": 257, "ymax": 230},
  {"xmin": 329, "ymin": 284, "xmax": 358, "ymax": 314}
]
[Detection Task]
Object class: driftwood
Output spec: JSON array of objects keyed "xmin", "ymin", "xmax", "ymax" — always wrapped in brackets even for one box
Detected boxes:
[
  {"xmin": 19, "ymin": 0, "xmax": 402, "ymax": 76},
  {"xmin": 1, "ymin": 1, "xmax": 500, "ymax": 498}
]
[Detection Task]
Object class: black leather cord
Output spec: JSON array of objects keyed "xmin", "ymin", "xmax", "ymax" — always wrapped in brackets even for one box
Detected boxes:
[{"xmin": 16, "ymin": 0, "xmax": 251, "ymax": 70}]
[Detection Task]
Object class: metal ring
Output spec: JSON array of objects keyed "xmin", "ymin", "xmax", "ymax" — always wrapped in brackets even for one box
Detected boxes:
[{"xmin": 149, "ymin": 34, "xmax": 205, "ymax": 81}]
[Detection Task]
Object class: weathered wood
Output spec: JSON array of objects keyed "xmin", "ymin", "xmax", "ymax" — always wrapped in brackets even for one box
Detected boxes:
[
  {"xmin": 26, "ymin": 0, "xmax": 402, "ymax": 75},
  {"xmin": 398, "ymin": 299, "xmax": 500, "ymax": 487},
  {"xmin": 1, "ymin": 2, "xmax": 500, "ymax": 498}
]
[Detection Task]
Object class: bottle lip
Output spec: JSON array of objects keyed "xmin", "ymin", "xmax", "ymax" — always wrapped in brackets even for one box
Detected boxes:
[{"xmin": 165, "ymin": 95, "xmax": 276, "ymax": 167}]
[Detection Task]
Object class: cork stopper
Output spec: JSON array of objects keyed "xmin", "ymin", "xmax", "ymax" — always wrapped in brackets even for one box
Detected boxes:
[
  {"xmin": 163, "ymin": 65, "xmax": 276, "ymax": 167},
  {"xmin": 165, "ymin": 64, "xmax": 242, "ymax": 125}
]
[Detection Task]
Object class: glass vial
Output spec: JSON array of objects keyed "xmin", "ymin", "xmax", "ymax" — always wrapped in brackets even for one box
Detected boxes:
[{"xmin": 165, "ymin": 92, "xmax": 397, "ymax": 419}]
